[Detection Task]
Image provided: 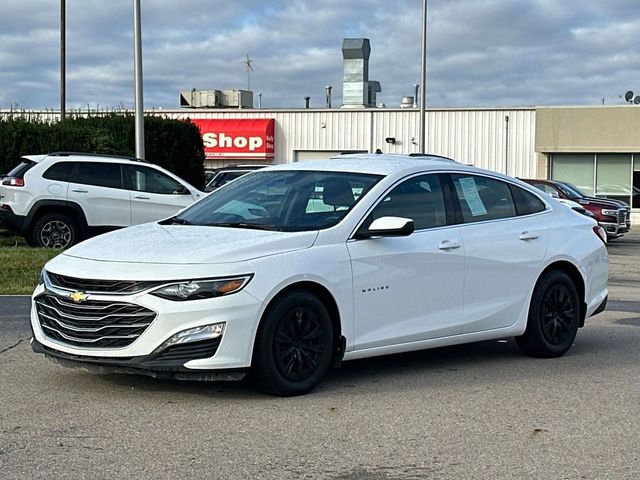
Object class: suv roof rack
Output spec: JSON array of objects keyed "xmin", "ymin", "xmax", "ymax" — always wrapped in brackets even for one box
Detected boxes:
[{"xmin": 48, "ymin": 152, "xmax": 149, "ymax": 163}]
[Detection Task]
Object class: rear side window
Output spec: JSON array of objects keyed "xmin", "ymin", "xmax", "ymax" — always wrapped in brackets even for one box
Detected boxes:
[
  {"xmin": 43, "ymin": 162, "xmax": 75, "ymax": 181},
  {"xmin": 510, "ymin": 185, "xmax": 546, "ymax": 216},
  {"xmin": 71, "ymin": 162, "xmax": 123, "ymax": 188},
  {"xmin": 451, "ymin": 174, "xmax": 517, "ymax": 223},
  {"xmin": 5, "ymin": 160, "xmax": 36, "ymax": 178}
]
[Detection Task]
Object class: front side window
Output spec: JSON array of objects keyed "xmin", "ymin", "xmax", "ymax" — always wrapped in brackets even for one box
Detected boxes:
[
  {"xmin": 173, "ymin": 170, "xmax": 381, "ymax": 231},
  {"xmin": 362, "ymin": 174, "xmax": 447, "ymax": 231},
  {"xmin": 71, "ymin": 162, "xmax": 122, "ymax": 189},
  {"xmin": 127, "ymin": 165, "xmax": 185, "ymax": 194},
  {"xmin": 451, "ymin": 174, "xmax": 516, "ymax": 223}
]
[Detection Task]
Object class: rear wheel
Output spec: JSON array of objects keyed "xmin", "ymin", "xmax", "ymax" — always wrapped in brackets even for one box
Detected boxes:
[
  {"xmin": 253, "ymin": 291, "xmax": 333, "ymax": 396},
  {"xmin": 516, "ymin": 270, "xmax": 580, "ymax": 358},
  {"xmin": 30, "ymin": 213, "xmax": 78, "ymax": 249}
]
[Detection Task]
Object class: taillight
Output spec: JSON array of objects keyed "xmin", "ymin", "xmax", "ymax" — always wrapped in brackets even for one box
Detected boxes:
[
  {"xmin": 1, "ymin": 177, "xmax": 24, "ymax": 187},
  {"xmin": 593, "ymin": 225, "xmax": 607, "ymax": 244}
]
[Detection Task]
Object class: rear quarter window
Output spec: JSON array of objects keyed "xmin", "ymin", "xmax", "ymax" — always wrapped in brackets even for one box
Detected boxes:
[
  {"xmin": 510, "ymin": 184, "xmax": 546, "ymax": 216},
  {"xmin": 42, "ymin": 162, "xmax": 75, "ymax": 181},
  {"xmin": 5, "ymin": 160, "xmax": 36, "ymax": 178}
]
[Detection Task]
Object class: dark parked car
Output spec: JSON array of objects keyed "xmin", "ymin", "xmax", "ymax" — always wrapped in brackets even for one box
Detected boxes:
[
  {"xmin": 204, "ymin": 165, "xmax": 266, "ymax": 192},
  {"xmin": 522, "ymin": 178, "xmax": 630, "ymax": 239}
]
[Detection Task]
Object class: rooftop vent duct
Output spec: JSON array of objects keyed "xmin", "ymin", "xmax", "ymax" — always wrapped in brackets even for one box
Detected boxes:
[
  {"xmin": 341, "ymin": 38, "xmax": 380, "ymax": 108},
  {"xmin": 179, "ymin": 89, "xmax": 253, "ymax": 108}
]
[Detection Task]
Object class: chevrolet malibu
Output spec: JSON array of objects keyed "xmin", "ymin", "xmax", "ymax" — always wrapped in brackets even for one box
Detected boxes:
[{"xmin": 31, "ymin": 154, "xmax": 609, "ymax": 396}]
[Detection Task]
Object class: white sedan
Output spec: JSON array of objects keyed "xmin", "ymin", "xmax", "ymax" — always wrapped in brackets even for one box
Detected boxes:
[{"xmin": 31, "ymin": 154, "xmax": 609, "ymax": 396}]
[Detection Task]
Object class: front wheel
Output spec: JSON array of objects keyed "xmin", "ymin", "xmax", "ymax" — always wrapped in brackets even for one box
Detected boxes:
[
  {"xmin": 516, "ymin": 271, "xmax": 581, "ymax": 358},
  {"xmin": 253, "ymin": 291, "xmax": 334, "ymax": 396}
]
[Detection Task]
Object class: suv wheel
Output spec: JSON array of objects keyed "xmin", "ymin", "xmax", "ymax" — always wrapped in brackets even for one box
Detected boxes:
[
  {"xmin": 253, "ymin": 291, "xmax": 334, "ymax": 396},
  {"xmin": 31, "ymin": 213, "xmax": 78, "ymax": 249}
]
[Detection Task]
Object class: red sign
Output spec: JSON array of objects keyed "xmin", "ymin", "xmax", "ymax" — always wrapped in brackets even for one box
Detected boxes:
[{"xmin": 191, "ymin": 118, "xmax": 275, "ymax": 160}]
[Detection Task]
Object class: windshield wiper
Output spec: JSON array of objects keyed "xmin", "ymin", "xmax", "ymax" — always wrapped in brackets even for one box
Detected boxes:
[
  {"xmin": 207, "ymin": 222, "xmax": 280, "ymax": 231},
  {"xmin": 160, "ymin": 216, "xmax": 191, "ymax": 225}
]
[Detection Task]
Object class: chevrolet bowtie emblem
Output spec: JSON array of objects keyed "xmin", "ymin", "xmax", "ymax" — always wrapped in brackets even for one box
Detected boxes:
[{"xmin": 69, "ymin": 291, "xmax": 89, "ymax": 303}]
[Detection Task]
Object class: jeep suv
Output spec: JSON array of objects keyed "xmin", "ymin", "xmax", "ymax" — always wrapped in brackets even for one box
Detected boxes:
[
  {"xmin": 0, "ymin": 152, "xmax": 202, "ymax": 248},
  {"xmin": 522, "ymin": 179, "xmax": 630, "ymax": 239}
]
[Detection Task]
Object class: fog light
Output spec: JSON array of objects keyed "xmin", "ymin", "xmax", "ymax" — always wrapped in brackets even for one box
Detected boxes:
[{"xmin": 154, "ymin": 323, "xmax": 225, "ymax": 352}]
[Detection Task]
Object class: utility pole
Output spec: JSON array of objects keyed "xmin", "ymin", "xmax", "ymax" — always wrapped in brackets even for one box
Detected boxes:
[
  {"xmin": 60, "ymin": 0, "xmax": 66, "ymax": 120},
  {"xmin": 133, "ymin": 0, "xmax": 145, "ymax": 159},
  {"xmin": 418, "ymin": 0, "xmax": 428, "ymax": 153}
]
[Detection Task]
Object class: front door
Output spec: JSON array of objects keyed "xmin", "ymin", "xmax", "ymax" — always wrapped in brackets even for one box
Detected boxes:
[{"xmin": 347, "ymin": 173, "xmax": 465, "ymax": 350}]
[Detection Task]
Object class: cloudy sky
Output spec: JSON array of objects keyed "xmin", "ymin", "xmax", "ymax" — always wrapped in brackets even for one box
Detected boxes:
[{"xmin": 1, "ymin": 0, "xmax": 639, "ymax": 110}]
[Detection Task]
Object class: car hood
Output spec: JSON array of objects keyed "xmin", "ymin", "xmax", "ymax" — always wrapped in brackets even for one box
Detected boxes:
[
  {"xmin": 62, "ymin": 223, "xmax": 319, "ymax": 265},
  {"xmin": 578, "ymin": 196, "xmax": 628, "ymax": 209}
]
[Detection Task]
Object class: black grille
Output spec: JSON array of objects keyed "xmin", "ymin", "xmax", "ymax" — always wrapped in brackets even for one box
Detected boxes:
[
  {"xmin": 47, "ymin": 272, "xmax": 160, "ymax": 295},
  {"xmin": 35, "ymin": 294, "xmax": 156, "ymax": 348}
]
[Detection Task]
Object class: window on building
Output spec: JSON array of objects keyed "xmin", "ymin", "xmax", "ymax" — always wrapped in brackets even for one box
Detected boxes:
[
  {"xmin": 633, "ymin": 155, "xmax": 640, "ymax": 208},
  {"xmin": 551, "ymin": 154, "xmax": 595, "ymax": 196},
  {"xmin": 596, "ymin": 154, "xmax": 632, "ymax": 205}
]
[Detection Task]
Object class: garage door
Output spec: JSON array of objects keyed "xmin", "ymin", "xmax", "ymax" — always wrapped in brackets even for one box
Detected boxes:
[{"xmin": 294, "ymin": 150, "xmax": 367, "ymax": 162}]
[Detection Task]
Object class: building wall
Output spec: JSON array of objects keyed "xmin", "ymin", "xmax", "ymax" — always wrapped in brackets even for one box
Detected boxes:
[{"xmin": 159, "ymin": 107, "xmax": 538, "ymax": 177}]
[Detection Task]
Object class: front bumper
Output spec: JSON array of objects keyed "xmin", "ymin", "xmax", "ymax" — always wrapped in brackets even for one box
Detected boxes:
[
  {"xmin": 31, "ymin": 336, "xmax": 246, "ymax": 381},
  {"xmin": 31, "ymin": 282, "xmax": 263, "ymax": 375},
  {"xmin": 600, "ymin": 221, "xmax": 629, "ymax": 238}
]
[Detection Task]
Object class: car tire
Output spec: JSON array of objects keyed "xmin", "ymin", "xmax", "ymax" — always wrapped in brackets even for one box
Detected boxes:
[
  {"xmin": 515, "ymin": 270, "xmax": 581, "ymax": 358},
  {"xmin": 31, "ymin": 213, "xmax": 78, "ymax": 249},
  {"xmin": 253, "ymin": 291, "xmax": 334, "ymax": 396}
]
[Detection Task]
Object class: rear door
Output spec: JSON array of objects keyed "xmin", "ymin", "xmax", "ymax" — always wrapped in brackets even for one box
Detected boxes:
[
  {"xmin": 67, "ymin": 162, "xmax": 131, "ymax": 227},
  {"xmin": 347, "ymin": 173, "xmax": 465, "ymax": 349},
  {"xmin": 449, "ymin": 174, "xmax": 548, "ymax": 333},
  {"xmin": 125, "ymin": 164, "xmax": 196, "ymax": 224}
]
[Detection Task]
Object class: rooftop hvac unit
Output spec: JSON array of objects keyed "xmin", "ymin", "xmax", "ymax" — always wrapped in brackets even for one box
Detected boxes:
[{"xmin": 179, "ymin": 89, "xmax": 253, "ymax": 109}]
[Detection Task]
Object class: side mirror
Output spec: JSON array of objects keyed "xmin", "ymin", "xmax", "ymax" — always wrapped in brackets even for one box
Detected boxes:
[
  {"xmin": 548, "ymin": 191, "xmax": 559, "ymax": 198},
  {"xmin": 355, "ymin": 216, "xmax": 415, "ymax": 239}
]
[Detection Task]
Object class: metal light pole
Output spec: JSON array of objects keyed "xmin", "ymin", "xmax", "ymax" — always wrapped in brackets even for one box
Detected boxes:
[
  {"xmin": 418, "ymin": 0, "xmax": 428, "ymax": 153},
  {"xmin": 133, "ymin": 0, "xmax": 145, "ymax": 159},
  {"xmin": 60, "ymin": 0, "xmax": 66, "ymax": 120}
]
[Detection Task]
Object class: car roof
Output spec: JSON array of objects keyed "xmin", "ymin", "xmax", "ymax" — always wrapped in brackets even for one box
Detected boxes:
[
  {"xmin": 24, "ymin": 152, "xmax": 149, "ymax": 165},
  {"xmin": 263, "ymin": 153, "xmax": 471, "ymax": 176}
]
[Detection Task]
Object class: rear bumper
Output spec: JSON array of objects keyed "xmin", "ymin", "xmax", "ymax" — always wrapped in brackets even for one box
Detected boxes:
[
  {"xmin": 31, "ymin": 336, "xmax": 247, "ymax": 381},
  {"xmin": 0, "ymin": 205, "xmax": 27, "ymax": 233}
]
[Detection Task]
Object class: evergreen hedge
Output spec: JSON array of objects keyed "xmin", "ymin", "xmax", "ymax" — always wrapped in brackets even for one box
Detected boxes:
[{"xmin": 0, "ymin": 114, "xmax": 205, "ymax": 189}]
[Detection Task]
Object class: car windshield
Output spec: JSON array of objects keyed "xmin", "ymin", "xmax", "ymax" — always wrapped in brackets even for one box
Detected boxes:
[
  {"xmin": 169, "ymin": 170, "xmax": 382, "ymax": 231},
  {"xmin": 556, "ymin": 181, "xmax": 586, "ymax": 199}
]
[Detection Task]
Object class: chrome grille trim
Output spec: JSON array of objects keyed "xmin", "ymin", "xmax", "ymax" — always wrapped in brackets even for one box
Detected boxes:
[{"xmin": 36, "ymin": 293, "xmax": 156, "ymax": 348}]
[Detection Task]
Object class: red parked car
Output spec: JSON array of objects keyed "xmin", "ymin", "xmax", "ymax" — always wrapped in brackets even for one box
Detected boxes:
[{"xmin": 522, "ymin": 179, "xmax": 630, "ymax": 239}]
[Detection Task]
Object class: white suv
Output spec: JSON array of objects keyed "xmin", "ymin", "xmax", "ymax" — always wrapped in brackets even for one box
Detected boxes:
[
  {"xmin": 30, "ymin": 154, "xmax": 609, "ymax": 396},
  {"xmin": 0, "ymin": 152, "xmax": 202, "ymax": 248}
]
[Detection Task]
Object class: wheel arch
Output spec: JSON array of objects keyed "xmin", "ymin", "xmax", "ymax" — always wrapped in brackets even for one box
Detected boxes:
[
  {"xmin": 251, "ymin": 280, "xmax": 345, "ymax": 366},
  {"xmin": 537, "ymin": 260, "xmax": 587, "ymax": 327},
  {"xmin": 25, "ymin": 200, "xmax": 88, "ymax": 237}
]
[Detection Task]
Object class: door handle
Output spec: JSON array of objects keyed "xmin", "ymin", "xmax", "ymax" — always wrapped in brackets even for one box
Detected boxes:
[
  {"xmin": 134, "ymin": 195, "xmax": 150, "ymax": 200},
  {"xmin": 71, "ymin": 188, "xmax": 88, "ymax": 193},
  {"xmin": 519, "ymin": 231, "xmax": 539, "ymax": 241},
  {"xmin": 438, "ymin": 240, "xmax": 461, "ymax": 250}
]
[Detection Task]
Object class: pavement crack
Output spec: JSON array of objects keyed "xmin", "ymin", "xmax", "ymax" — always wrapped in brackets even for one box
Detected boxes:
[{"xmin": 0, "ymin": 338, "xmax": 23, "ymax": 354}]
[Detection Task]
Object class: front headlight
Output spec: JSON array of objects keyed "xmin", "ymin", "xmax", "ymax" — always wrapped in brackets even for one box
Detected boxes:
[
  {"xmin": 38, "ymin": 268, "xmax": 46, "ymax": 286},
  {"xmin": 601, "ymin": 209, "xmax": 618, "ymax": 216},
  {"xmin": 150, "ymin": 275, "xmax": 253, "ymax": 301}
]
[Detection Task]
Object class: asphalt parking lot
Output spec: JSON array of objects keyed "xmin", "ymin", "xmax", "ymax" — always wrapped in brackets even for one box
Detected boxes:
[{"xmin": 1, "ymin": 233, "xmax": 639, "ymax": 479}]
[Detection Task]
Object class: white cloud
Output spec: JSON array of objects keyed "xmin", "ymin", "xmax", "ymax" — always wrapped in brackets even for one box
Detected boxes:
[{"xmin": 1, "ymin": 0, "xmax": 639, "ymax": 109}]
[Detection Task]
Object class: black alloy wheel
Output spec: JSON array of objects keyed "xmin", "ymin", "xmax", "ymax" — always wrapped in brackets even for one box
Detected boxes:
[
  {"xmin": 516, "ymin": 270, "xmax": 581, "ymax": 358},
  {"xmin": 31, "ymin": 213, "xmax": 78, "ymax": 249},
  {"xmin": 273, "ymin": 307, "xmax": 325, "ymax": 382},
  {"xmin": 539, "ymin": 284, "xmax": 576, "ymax": 345},
  {"xmin": 253, "ymin": 291, "xmax": 333, "ymax": 396}
]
